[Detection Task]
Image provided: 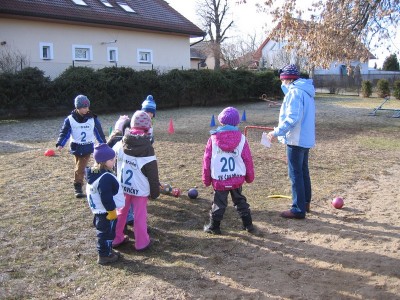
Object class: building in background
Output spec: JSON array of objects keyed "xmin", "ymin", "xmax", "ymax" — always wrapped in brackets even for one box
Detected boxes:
[{"xmin": 0, "ymin": 0, "xmax": 205, "ymax": 78}]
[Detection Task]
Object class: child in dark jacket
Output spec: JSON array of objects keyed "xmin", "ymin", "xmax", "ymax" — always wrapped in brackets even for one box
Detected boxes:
[
  {"xmin": 113, "ymin": 111, "xmax": 160, "ymax": 251},
  {"xmin": 56, "ymin": 95, "xmax": 106, "ymax": 198},
  {"xmin": 202, "ymin": 107, "xmax": 255, "ymax": 234},
  {"xmin": 86, "ymin": 143, "xmax": 125, "ymax": 265}
]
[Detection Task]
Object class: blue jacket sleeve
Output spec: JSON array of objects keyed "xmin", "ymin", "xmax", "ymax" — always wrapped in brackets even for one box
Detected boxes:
[
  {"xmin": 94, "ymin": 117, "xmax": 106, "ymax": 144},
  {"xmin": 56, "ymin": 117, "xmax": 72, "ymax": 147}
]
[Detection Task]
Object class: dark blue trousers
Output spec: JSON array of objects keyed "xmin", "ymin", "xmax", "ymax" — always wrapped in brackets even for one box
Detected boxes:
[{"xmin": 93, "ymin": 214, "xmax": 117, "ymax": 257}]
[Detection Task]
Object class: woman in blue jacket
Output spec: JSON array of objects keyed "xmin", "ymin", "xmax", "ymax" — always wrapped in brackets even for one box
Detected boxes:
[{"xmin": 267, "ymin": 64, "xmax": 316, "ymax": 219}]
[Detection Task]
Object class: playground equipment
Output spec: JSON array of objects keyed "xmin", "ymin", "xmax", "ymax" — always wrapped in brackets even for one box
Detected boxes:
[
  {"xmin": 260, "ymin": 94, "xmax": 281, "ymax": 107},
  {"xmin": 368, "ymin": 95, "xmax": 400, "ymax": 118}
]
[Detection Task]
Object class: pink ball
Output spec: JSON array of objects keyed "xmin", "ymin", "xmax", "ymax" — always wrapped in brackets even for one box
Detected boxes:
[
  {"xmin": 332, "ymin": 197, "xmax": 344, "ymax": 209},
  {"xmin": 44, "ymin": 149, "xmax": 55, "ymax": 156},
  {"xmin": 171, "ymin": 188, "xmax": 181, "ymax": 198}
]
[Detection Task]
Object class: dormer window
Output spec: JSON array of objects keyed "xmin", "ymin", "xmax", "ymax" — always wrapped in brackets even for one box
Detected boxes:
[
  {"xmin": 99, "ymin": 0, "xmax": 113, "ymax": 7},
  {"xmin": 71, "ymin": 0, "xmax": 88, "ymax": 6},
  {"xmin": 117, "ymin": 2, "xmax": 135, "ymax": 13}
]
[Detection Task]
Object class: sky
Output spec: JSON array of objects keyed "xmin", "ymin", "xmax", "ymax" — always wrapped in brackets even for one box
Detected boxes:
[{"xmin": 166, "ymin": 0, "xmax": 400, "ymax": 68}]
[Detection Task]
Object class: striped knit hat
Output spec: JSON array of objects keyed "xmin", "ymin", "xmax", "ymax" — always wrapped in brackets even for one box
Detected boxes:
[
  {"xmin": 141, "ymin": 95, "xmax": 156, "ymax": 116},
  {"xmin": 279, "ymin": 64, "xmax": 300, "ymax": 80},
  {"xmin": 74, "ymin": 94, "xmax": 90, "ymax": 109}
]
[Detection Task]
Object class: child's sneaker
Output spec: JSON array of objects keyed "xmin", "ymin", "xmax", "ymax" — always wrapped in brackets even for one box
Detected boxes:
[
  {"xmin": 97, "ymin": 253, "xmax": 119, "ymax": 265},
  {"xmin": 112, "ymin": 235, "xmax": 129, "ymax": 248}
]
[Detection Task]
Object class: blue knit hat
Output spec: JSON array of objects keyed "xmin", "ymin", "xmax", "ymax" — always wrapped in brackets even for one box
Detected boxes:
[
  {"xmin": 93, "ymin": 143, "xmax": 115, "ymax": 163},
  {"xmin": 279, "ymin": 64, "xmax": 300, "ymax": 80},
  {"xmin": 218, "ymin": 107, "xmax": 240, "ymax": 126},
  {"xmin": 74, "ymin": 94, "xmax": 90, "ymax": 109},
  {"xmin": 141, "ymin": 95, "xmax": 156, "ymax": 116}
]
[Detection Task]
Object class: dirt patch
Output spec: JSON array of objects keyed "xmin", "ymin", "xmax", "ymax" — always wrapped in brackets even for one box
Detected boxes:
[{"xmin": 0, "ymin": 96, "xmax": 399, "ymax": 299}]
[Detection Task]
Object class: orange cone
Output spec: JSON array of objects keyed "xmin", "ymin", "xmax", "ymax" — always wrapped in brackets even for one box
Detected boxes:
[{"xmin": 168, "ymin": 118, "xmax": 175, "ymax": 134}]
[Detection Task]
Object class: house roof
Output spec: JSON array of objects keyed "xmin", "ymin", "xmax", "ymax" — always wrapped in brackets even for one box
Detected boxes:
[
  {"xmin": 0, "ymin": 0, "xmax": 206, "ymax": 38},
  {"xmin": 190, "ymin": 41, "xmax": 208, "ymax": 60},
  {"xmin": 253, "ymin": 21, "xmax": 376, "ymax": 62}
]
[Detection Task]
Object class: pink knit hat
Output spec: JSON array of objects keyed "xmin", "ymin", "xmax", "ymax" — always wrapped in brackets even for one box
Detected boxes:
[
  {"xmin": 218, "ymin": 107, "xmax": 240, "ymax": 126},
  {"xmin": 130, "ymin": 110, "xmax": 152, "ymax": 130}
]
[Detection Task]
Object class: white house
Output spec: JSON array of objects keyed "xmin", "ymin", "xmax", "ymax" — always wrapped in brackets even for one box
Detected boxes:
[
  {"xmin": 253, "ymin": 28, "xmax": 375, "ymax": 76},
  {"xmin": 0, "ymin": 0, "xmax": 205, "ymax": 78}
]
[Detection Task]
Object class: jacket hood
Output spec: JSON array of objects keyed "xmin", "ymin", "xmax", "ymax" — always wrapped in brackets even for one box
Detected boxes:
[
  {"xmin": 86, "ymin": 167, "xmax": 108, "ymax": 185},
  {"xmin": 291, "ymin": 78, "xmax": 315, "ymax": 98},
  {"xmin": 123, "ymin": 133, "xmax": 154, "ymax": 157},
  {"xmin": 71, "ymin": 109, "xmax": 95, "ymax": 122},
  {"xmin": 212, "ymin": 130, "xmax": 242, "ymax": 152}
]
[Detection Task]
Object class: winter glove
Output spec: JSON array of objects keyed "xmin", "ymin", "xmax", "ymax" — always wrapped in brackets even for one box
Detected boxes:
[
  {"xmin": 114, "ymin": 115, "xmax": 129, "ymax": 132},
  {"xmin": 106, "ymin": 209, "xmax": 117, "ymax": 220}
]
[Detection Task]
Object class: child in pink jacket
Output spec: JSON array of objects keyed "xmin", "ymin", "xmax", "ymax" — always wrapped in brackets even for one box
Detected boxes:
[{"xmin": 202, "ymin": 107, "xmax": 255, "ymax": 234}]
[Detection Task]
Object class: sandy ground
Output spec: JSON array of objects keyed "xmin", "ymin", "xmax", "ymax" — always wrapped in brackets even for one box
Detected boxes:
[{"xmin": 0, "ymin": 97, "xmax": 399, "ymax": 299}]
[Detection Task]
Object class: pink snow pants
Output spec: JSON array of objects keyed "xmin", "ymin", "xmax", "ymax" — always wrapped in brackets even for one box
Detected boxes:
[{"xmin": 114, "ymin": 194, "xmax": 150, "ymax": 250}]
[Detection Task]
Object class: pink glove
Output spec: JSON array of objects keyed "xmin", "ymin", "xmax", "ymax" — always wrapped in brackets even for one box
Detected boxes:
[{"xmin": 114, "ymin": 115, "xmax": 129, "ymax": 132}]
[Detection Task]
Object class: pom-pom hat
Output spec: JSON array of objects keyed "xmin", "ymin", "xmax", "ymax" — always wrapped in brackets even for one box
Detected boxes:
[
  {"xmin": 131, "ymin": 110, "xmax": 152, "ymax": 130},
  {"xmin": 218, "ymin": 107, "xmax": 240, "ymax": 126},
  {"xmin": 279, "ymin": 64, "xmax": 300, "ymax": 80},
  {"xmin": 94, "ymin": 143, "xmax": 115, "ymax": 163},
  {"xmin": 74, "ymin": 94, "xmax": 90, "ymax": 109},
  {"xmin": 141, "ymin": 95, "xmax": 156, "ymax": 116}
]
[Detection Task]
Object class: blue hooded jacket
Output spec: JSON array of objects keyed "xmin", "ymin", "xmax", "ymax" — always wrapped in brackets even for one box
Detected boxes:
[{"xmin": 273, "ymin": 78, "xmax": 316, "ymax": 148}]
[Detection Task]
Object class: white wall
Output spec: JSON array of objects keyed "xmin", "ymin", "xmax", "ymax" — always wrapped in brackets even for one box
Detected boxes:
[{"xmin": 0, "ymin": 18, "xmax": 191, "ymax": 77}]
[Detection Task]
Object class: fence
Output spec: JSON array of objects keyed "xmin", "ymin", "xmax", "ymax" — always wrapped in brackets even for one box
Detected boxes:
[{"xmin": 313, "ymin": 72, "xmax": 400, "ymax": 95}]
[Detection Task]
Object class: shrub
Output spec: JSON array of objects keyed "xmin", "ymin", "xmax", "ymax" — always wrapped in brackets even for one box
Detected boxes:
[
  {"xmin": 361, "ymin": 80, "xmax": 372, "ymax": 98},
  {"xmin": 13, "ymin": 67, "xmax": 51, "ymax": 113},
  {"xmin": 376, "ymin": 79, "xmax": 391, "ymax": 98},
  {"xmin": 328, "ymin": 80, "xmax": 337, "ymax": 94},
  {"xmin": 393, "ymin": 80, "xmax": 400, "ymax": 100}
]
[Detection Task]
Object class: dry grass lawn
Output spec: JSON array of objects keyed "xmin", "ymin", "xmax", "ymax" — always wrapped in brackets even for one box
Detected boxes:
[{"xmin": 0, "ymin": 94, "xmax": 399, "ymax": 299}]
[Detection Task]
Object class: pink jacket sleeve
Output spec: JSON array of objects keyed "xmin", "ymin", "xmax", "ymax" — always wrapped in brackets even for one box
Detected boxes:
[
  {"xmin": 202, "ymin": 137, "xmax": 213, "ymax": 187},
  {"xmin": 242, "ymin": 140, "xmax": 255, "ymax": 183}
]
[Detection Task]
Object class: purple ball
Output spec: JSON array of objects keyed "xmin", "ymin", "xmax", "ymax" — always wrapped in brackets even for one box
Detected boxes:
[{"xmin": 188, "ymin": 188, "xmax": 198, "ymax": 199}]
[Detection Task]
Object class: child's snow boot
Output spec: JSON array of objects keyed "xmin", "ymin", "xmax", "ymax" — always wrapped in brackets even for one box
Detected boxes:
[
  {"xmin": 74, "ymin": 183, "xmax": 85, "ymax": 198},
  {"xmin": 97, "ymin": 253, "xmax": 119, "ymax": 265},
  {"xmin": 241, "ymin": 214, "xmax": 255, "ymax": 233},
  {"xmin": 204, "ymin": 218, "xmax": 221, "ymax": 235}
]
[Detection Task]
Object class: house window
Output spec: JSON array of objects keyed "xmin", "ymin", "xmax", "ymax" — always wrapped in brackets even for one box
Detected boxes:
[
  {"xmin": 39, "ymin": 42, "xmax": 53, "ymax": 60},
  {"xmin": 72, "ymin": 45, "xmax": 93, "ymax": 61},
  {"xmin": 117, "ymin": 2, "xmax": 135, "ymax": 13},
  {"xmin": 99, "ymin": 0, "xmax": 113, "ymax": 7},
  {"xmin": 137, "ymin": 49, "xmax": 152, "ymax": 64},
  {"xmin": 108, "ymin": 47, "xmax": 118, "ymax": 62},
  {"xmin": 71, "ymin": 0, "xmax": 88, "ymax": 6}
]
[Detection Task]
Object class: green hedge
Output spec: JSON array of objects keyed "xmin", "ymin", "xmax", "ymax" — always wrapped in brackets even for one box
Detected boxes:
[{"xmin": 0, "ymin": 66, "xmax": 284, "ymax": 119}]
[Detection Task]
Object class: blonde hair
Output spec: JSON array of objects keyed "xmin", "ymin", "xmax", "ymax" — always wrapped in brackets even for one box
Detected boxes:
[{"xmin": 92, "ymin": 162, "xmax": 113, "ymax": 172}]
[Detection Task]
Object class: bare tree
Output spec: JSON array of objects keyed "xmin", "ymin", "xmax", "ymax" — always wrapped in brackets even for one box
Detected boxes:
[
  {"xmin": 197, "ymin": 0, "xmax": 234, "ymax": 70},
  {"xmin": 0, "ymin": 45, "xmax": 29, "ymax": 74},
  {"xmin": 237, "ymin": 0, "xmax": 400, "ymax": 68},
  {"xmin": 221, "ymin": 33, "xmax": 262, "ymax": 69}
]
